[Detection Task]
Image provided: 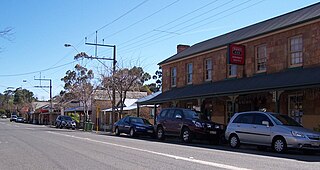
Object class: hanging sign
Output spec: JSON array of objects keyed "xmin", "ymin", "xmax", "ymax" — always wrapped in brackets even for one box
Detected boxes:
[{"xmin": 228, "ymin": 44, "xmax": 245, "ymax": 65}]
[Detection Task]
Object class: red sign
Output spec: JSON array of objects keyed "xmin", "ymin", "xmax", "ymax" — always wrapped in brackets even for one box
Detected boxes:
[{"xmin": 228, "ymin": 44, "xmax": 245, "ymax": 65}]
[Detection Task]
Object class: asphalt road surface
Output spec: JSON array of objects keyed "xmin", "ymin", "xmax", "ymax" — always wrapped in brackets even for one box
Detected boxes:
[{"xmin": 0, "ymin": 119, "xmax": 319, "ymax": 170}]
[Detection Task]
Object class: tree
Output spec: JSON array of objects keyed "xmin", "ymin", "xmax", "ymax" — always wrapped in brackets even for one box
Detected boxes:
[
  {"xmin": 13, "ymin": 88, "xmax": 35, "ymax": 116},
  {"xmin": 61, "ymin": 64, "xmax": 94, "ymax": 123},
  {"xmin": 152, "ymin": 66, "xmax": 162, "ymax": 91},
  {"xmin": 102, "ymin": 66, "xmax": 151, "ymax": 118},
  {"xmin": 0, "ymin": 90, "xmax": 14, "ymax": 113}
]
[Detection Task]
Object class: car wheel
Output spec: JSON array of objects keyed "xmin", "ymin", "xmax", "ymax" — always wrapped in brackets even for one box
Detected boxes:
[
  {"xmin": 129, "ymin": 128, "xmax": 135, "ymax": 137},
  {"xmin": 181, "ymin": 127, "xmax": 192, "ymax": 143},
  {"xmin": 272, "ymin": 137, "xmax": 287, "ymax": 153},
  {"xmin": 59, "ymin": 124, "xmax": 63, "ymax": 129},
  {"xmin": 229, "ymin": 134, "xmax": 240, "ymax": 148},
  {"xmin": 115, "ymin": 127, "xmax": 120, "ymax": 136},
  {"xmin": 157, "ymin": 126, "xmax": 165, "ymax": 140}
]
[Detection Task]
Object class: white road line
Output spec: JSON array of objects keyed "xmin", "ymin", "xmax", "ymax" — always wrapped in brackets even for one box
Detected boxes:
[{"xmin": 47, "ymin": 131, "xmax": 251, "ymax": 170}]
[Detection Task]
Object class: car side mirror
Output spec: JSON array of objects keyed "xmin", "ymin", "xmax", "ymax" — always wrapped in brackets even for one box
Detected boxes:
[
  {"xmin": 175, "ymin": 114, "xmax": 182, "ymax": 119},
  {"xmin": 262, "ymin": 121, "xmax": 269, "ymax": 127}
]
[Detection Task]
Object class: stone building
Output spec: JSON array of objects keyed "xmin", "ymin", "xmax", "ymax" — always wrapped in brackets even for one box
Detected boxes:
[{"xmin": 142, "ymin": 3, "xmax": 320, "ymax": 130}]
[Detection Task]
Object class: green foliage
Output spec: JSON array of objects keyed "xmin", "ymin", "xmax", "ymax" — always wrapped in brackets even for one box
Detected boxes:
[
  {"xmin": 13, "ymin": 88, "xmax": 35, "ymax": 105},
  {"xmin": 152, "ymin": 67, "xmax": 162, "ymax": 91},
  {"xmin": 67, "ymin": 112, "xmax": 80, "ymax": 123}
]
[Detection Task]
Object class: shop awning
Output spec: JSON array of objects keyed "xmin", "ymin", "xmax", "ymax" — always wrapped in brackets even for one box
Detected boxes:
[{"xmin": 140, "ymin": 67, "xmax": 320, "ymax": 105}]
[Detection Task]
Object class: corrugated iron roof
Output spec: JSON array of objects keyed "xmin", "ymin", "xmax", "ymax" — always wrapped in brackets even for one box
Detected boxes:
[{"xmin": 159, "ymin": 2, "xmax": 320, "ymax": 65}]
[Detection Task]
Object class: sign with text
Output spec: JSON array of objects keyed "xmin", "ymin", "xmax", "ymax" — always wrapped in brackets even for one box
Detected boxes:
[{"xmin": 228, "ymin": 44, "xmax": 245, "ymax": 65}]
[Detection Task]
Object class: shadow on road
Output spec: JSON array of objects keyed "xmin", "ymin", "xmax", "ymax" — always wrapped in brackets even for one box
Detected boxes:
[{"xmin": 100, "ymin": 132, "xmax": 320, "ymax": 162}]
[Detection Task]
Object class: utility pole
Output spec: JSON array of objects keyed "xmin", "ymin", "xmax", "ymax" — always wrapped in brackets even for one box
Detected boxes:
[
  {"xmin": 84, "ymin": 32, "xmax": 116, "ymax": 131},
  {"xmin": 34, "ymin": 76, "xmax": 52, "ymax": 125}
]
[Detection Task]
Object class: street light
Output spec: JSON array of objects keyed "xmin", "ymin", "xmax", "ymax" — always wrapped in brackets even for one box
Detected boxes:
[{"xmin": 64, "ymin": 44, "xmax": 80, "ymax": 53}]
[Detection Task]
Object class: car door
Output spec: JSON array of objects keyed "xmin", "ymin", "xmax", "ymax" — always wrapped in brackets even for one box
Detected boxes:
[
  {"xmin": 163, "ymin": 109, "xmax": 175, "ymax": 135},
  {"xmin": 117, "ymin": 117, "xmax": 126, "ymax": 133},
  {"xmin": 250, "ymin": 113, "xmax": 273, "ymax": 145},
  {"xmin": 170, "ymin": 109, "xmax": 183, "ymax": 136},
  {"xmin": 232, "ymin": 113, "xmax": 255, "ymax": 144},
  {"xmin": 122, "ymin": 117, "xmax": 132, "ymax": 134}
]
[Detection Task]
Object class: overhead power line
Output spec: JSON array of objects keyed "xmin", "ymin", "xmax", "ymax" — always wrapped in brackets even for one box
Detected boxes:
[
  {"xmin": 85, "ymin": 0, "xmax": 150, "ymax": 38},
  {"xmin": 0, "ymin": 61, "xmax": 75, "ymax": 77},
  {"xmin": 117, "ymin": 0, "xmax": 219, "ymax": 47},
  {"xmin": 117, "ymin": 0, "xmax": 236, "ymax": 50},
  {"xmin": 118, "ymin": 0, "xmax": 265, "ymax": 54},
  {"xmin": 102, "ymin": 0, "xmax": 180, "ymax": 40}
]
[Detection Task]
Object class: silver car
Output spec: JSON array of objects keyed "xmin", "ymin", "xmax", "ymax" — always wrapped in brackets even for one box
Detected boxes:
[{"xmin": 225, "ymin": 111, "xmax": 320, "ymax": 153}]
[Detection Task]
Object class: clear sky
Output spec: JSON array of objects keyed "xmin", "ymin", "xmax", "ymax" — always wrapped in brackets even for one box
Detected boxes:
[{"xmin": 0, "ymin": 0, "xmax": 319, "ymax": 100}]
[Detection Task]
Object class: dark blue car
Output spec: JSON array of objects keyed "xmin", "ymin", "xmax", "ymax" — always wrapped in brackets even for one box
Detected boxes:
[{"xmin": 114, "ymin": 116, "xmax": 155, "ymax": 138}]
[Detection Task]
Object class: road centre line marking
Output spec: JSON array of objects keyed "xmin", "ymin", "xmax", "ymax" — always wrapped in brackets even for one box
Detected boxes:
[{"xmin": 47, "ymin": 131, "xmax": 250, "ymax": 170}]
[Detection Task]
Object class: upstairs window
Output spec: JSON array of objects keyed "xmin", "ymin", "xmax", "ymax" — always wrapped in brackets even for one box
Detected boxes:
[
  {"xmin": 186, "ymin": 63, "xmax": 193, "ymax": 84},
  {"xmin": 289, "ymin": 35, "xmax": 303, "ymax": 66},
  {"xmin": 256, "ymin": 44, "xmax": 267, "ymax": 72},
  {"xmin": 171, "ymin": 67, "xmax": 177, "ymax": 87},
  {"xmin": 204, "ymin": 59, "xmax": 212, "ymax": 81},
  {"xmin": 228, "ymin": 64, "xmax": 237, "ymax": 78}
]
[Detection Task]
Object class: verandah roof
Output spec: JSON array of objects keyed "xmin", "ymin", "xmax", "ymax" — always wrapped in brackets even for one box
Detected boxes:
[{"xmin": 140, "ymin": 67, "xmax": 320, "ymax": 105}]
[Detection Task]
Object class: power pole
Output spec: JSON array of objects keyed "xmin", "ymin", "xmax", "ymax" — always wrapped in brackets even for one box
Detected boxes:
[
  {"xmin": 34, "ymin": 76, "xmax": 52, "ymax": 125},
  {"xmin": 85, "ymin": 33, "xmax": 116, "ymax": 131}
]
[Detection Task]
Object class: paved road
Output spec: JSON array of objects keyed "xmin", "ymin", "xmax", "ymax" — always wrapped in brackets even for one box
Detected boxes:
[{"xmin": 0, "ymin": 119, "xmax": 319, "ymax": 170}]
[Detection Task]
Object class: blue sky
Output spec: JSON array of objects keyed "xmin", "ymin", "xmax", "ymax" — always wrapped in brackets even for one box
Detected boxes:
[{"xmin": 0, "ymin": 0, "xmax": 319, "ymax": 100}]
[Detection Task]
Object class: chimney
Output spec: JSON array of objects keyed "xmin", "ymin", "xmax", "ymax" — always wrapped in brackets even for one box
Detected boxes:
[{"xmin": 177, "ymin": 44, "xmax": 190, "ymax": 53}]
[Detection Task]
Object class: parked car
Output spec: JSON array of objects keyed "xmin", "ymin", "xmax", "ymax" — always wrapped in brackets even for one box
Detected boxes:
[
  {"xmin": 16, "ymin": 117, "xmax": 24, "ymax": 123},
  {"xmin": 55, "ymin": 115, "xmax": 76, "ymax": 129},
  {"xmin": 155, "ymin": 108, "xmax": 224, "ymax": 144},
  {"xmin": 1, "ymin": 115, "xmax": 7, "ymax": 119},
  {"xmin": 114, "ymin": 116, "xmax": 155, "ymax": 138},
  {"xmin": 10, "ymin": 115, "xmax": 18, "ymax": 122},
  {"xmin": 225, "ymin": 111, "xmax": 320, "ymax": 153}
]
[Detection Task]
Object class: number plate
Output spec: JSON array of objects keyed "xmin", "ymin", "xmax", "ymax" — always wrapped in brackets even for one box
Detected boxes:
[
  {"xmin": 147, "ymin": 130, "xmax": 153, "ymax": 133},
  {"xmin": 210, "ymin": 131, "xmax": 216, "ymax": 134}
]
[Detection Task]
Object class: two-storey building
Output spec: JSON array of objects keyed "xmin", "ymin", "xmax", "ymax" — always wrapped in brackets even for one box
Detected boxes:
[{"xmin": 143, "ymin": 3, "xmax": 320, "ymax": 130}]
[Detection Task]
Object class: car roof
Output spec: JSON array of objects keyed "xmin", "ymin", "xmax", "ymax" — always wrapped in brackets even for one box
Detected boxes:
[{"xmin": 127, "ymin": 116, "xmax": 145, "ymax": 119}]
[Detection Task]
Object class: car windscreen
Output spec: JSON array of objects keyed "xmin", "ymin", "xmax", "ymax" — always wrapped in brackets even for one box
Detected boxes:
[
  {"xmin": 130, "ymin": 117, "xmax": 145, "ymax": 124},
  {"xmin": 62, "ymin": 116, "xmax": 73, "ymax": 121},
  {"xmin": 270, "ymin": 114, "xmax": 302, "ymax": 127},
  {"xmin": 184, "ymin": 110, "xmax": 199, "ymax": 119}
]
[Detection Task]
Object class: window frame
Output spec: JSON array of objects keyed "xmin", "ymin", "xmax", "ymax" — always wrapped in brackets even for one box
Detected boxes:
[
  {"xmin": 228, "ymin": 64, "xmax": 237, "ymax": 78},
  {"xmin": 186, "ymin": 63, "xmax": 193, "ymax": 84},
  {"xmin": 255, "ymin": 44, "xmax": 267, "ymax": 73},
  {"xmin": 233, "ymin": 113, "xmax": 254, "ymax": 124},
  {"xmin": 288, "ymin": 35, "xmax": 303, "ymax": 67},
  {"xmin": 253, "ymin": 113, "xmax": 273, "ymax": 126},
  {"xmin": 288, "ymin": 94, "xmax": 303, "ymax": 124},
  {"xmin": 171, "ymin": 67, "xmax": 177, "ymax": 87},
  {"xmin": 204, "ymin": 58, "xmax": 212, "ymax": 81}
]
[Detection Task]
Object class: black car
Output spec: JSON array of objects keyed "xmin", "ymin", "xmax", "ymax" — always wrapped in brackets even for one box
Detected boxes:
[
  {"xmin": 156, "ymin": 108, "xmax": 224, "ymax": 144},
  {"xmin": 16, "ymin": 117, "xmax": 24, "ymax": 123},
  {"xmin": 114, "ymin": 116, "xmax": 155, "ymax": 138},
  {"xmin": 55, "ymin": 115, "xmax": 76, "ymax": 129}
]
